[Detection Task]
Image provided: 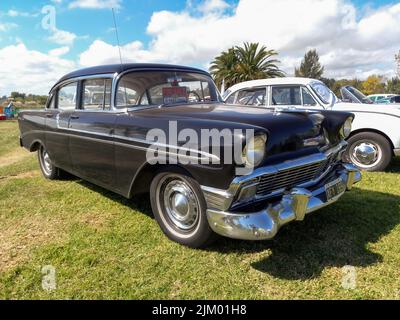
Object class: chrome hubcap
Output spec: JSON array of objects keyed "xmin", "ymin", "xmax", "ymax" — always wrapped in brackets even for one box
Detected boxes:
[
  {"xmin": 40, "ymin": 147, "xmax": 52, "ymax": 175},
  {"xmin": 351, "ymin": 142, "xmax": 381, "ymax": 168},
  {"xmin": 159, "ymin": 176, "xmax": 199, "ymax": 231}
]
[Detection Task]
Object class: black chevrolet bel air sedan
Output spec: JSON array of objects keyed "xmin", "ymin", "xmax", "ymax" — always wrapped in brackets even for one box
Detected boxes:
[{"xmin": 18, "ymin": 63, "xmax": 361, "ymax": 247}]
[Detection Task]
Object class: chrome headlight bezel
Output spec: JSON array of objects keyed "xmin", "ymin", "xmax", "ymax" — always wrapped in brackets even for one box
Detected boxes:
[
  {"xmin": 340, "ymin": 117, "xmax": 353, "ymax": 139},
  {"xmin": 242, "ymin": 134, "xmax": 267, "ymax": 168}
]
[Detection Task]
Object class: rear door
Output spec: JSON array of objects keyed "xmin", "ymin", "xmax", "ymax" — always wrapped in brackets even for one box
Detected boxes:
[{"xmin": 68, "ymin": 78, "xmax": 117, "ymax": 187}]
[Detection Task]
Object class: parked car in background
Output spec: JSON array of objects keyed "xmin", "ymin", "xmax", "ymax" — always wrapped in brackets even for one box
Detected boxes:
[
  {"xmin": 18, "ymin": 64, "xmax": 361, "ymax": 247},
  {"xmin": 340, "ymin": 86, "xmax": 375, "ymax": 104},
  {"xmin": 376, "ymin": 95, "xmax": 400, "ymax": 104},
  {"xmin": 223, "ymin": 77, "xmax": 400, "ymax": 171},
  {"xmin": 367, "ymin": 94, "xmax": 395, "ymax": 103}
]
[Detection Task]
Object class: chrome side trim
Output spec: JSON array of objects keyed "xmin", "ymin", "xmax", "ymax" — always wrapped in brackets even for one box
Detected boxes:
[
  {"xmin": 22, "ymin": 129, "xmax": 219, "ymax": 162},
  {"xmin": 206, "ymin": 164, "xmax": 361, "ymax": 240}
]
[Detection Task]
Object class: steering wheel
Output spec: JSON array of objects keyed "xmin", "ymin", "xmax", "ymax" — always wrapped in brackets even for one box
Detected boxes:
[{"xmin": 188, "ymin": 91, "xmax": 202, "ymax": 102}]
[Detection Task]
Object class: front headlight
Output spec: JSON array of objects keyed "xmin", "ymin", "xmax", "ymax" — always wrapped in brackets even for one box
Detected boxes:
[
  {"xmin": 242, "ymin": 134, "xmax": 267, "ymax": 168},
  {"xmin": 340, "ymin": 117, "xmax": 353, "ymax": 139}
]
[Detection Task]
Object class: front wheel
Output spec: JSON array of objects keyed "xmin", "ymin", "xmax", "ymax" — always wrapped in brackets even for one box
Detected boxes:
[
  {"xmin": 150, "ymin": 170, "xmax": 217, "ymax": 248},
  {"xmin": 38, "ymin": 145, "xmax": 61, "ymax": 179},
  {"xmin": 344, "ymin": 132, "xmax": 392, "ymax": 171}
]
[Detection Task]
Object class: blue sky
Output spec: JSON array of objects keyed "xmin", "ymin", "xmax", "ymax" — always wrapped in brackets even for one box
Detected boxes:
[{"xmin": 0, "ymin": 0, "xmax": 399, "ymax": 95}]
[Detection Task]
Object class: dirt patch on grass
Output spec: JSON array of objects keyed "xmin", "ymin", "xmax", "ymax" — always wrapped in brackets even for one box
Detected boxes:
[
  {"xmin": 0, "ymin": 215, "xmax": 65, "ymax": 273},
  {"xmin": 0, "ymin": 148, "xmax": 32, "ymax": 169},
  {"xmin": 0, "ymin": 170, "xmax": 40, "ymax": 182}
]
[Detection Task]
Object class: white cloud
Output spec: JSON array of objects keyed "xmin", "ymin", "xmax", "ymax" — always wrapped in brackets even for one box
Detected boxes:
[
  {"xmin": 3, "ymin": 0, "xmax": 400, "ymax": 96},
  {"xmin": 0, "ymin": 43, "xmax": 75, "ymax": 95},
  {"xmin": 79, "ymin": 0, "xmax": 400, "ymax": 80},
  {"xmin": 68, "ymin": 0, "xmax": 122, "ymax": 9},
  {"xmin": 49, "ymin": 46, "xmax": 70, "ymax": 57},
  {"xmin": 6, "ymin": 9, "xmax": 33, "ymax": 17},
  {"xmin": 48, "ymin": 28, "xmax": 77, "ymax": 45},
  {"xmin": 0, "ymin": 22, "xmax": 17, "ymax": 32},
  {"xmin": 197, "ymin": 0, "xmax": 230, "ymax": 14}
]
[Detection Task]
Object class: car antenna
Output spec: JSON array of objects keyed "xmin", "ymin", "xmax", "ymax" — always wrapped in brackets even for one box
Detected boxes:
[
  {"xmin": 112, "ymin": 8, "xmax": 124, "ymax": 67},
  {"xmin": 112, "ymin": 8, "xmax": 128, "ymax": 107}
]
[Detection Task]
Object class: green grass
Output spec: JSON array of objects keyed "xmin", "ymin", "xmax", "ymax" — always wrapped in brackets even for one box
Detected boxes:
[{"xmin": 0, "ymin": 120, "xmax": 400, "ymax": 299}]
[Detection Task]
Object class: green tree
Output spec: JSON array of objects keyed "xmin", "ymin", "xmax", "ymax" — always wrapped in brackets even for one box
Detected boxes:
[
  {"xmin": 210, "ymin": 42, "xmax": 284, "ymax": 90},
  {"xmin": 295, "ymin": 49, "xmax": 324, "ymax": 79},
  {"xmin": 234, "ymin": 42, "xmax": 285, "ymax": 82},
  {"xmin": 386, "ymin": 77, "xmax": 400, "ymax": 94},
  {"xmin": 209, "ymin": 48, "xmax": 239, "ymax": 90}
]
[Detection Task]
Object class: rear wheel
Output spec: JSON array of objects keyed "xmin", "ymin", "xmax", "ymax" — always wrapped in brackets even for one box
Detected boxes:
[
  {"xmin": 38, "ymin": 145, "xmax": 61, "ymax": 179},
  {"xmin": 344, "ymin": 132, "xmax": 392, "ymax": 171},
  {"xmin": 150, "ymin": 170, "xmax": 217, "ymax": 248}
]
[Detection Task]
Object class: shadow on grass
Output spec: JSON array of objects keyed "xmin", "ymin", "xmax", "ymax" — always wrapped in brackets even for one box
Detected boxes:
[
  {"xmin": 223, "ymin": 188, "xmax": 400, "ymax": 280},
  {"xmin": 76, "ymin": 179, "xmax": 153, "ymax": 218},
  {"xmin": 387, "ymin": 156, "xmax": 400, "ymax": 173},
  {"xmin": 76, "ymin": 179, "xmax": 399, "ymax": 281}
]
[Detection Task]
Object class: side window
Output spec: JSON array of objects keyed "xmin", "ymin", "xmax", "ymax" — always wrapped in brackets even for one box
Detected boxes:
[
  {"xmin": 271, "ymin": 86, "xmax": 301, "ymax": 105},
  {"xmin": 58, "ymin": 82, "xmax": 77, "ymax": 110},
  {"xmin": 82, "ymin": 79, "xmax": 112, "ymax": 111},
  {"xmin": 302, "ymin": 87, "xmax": 317, "ymax": 106},
  {"xmin": 225, "ymin": 93, "xmax": 236, "ymax": 104},
  {"xmin": 235, "ymin": 88, "xmax": 266, "ymax": 106},
  {"xmin": 116, "ymin": 78, "xmax": 140, "ymax": 107}
]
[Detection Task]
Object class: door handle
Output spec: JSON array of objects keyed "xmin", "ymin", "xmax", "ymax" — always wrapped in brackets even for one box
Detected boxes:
[
  {"xmin": 45, "ymin": 113, "xmax": 53, "ymax": 118},
  {"xmin": 70, "ymin": 115, "xmax": 80, "ymax": 120}
]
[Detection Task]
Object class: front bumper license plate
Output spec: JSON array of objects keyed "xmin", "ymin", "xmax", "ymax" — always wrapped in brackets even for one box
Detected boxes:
[{"xmin": 325, "ymin": 178, "xmax": 346, "ymax": 201}]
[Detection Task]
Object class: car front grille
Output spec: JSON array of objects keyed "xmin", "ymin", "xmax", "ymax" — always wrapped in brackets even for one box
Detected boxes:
[{"xmin": 256, "ymin": 154, "xmax": 338, "ymax": 196}]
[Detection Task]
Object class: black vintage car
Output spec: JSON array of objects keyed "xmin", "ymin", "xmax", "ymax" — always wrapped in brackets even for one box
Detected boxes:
[{"xmin": 18, "ymin": 64, "xmax": 361, "ymax": 247}]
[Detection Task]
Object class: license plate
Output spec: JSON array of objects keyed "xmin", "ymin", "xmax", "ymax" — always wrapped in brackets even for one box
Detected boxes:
[{"xmin": 325, "ymin": 178, "xmax": 346, "ymax": 201}]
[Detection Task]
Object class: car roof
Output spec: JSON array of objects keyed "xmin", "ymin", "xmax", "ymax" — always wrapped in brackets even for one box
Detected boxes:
[
  {"xmin": 52, "ymin": 63, "xmax": 209, "ymax": 91},
  {"xmin": 226, "ymin": 77, "xmax": 320, "ymax": 94}
]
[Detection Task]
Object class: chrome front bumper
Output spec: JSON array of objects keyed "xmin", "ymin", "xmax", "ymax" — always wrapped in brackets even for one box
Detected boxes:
[{"xmin": 205, "ymin": 163, "xmax": 361, "ymax": 240}]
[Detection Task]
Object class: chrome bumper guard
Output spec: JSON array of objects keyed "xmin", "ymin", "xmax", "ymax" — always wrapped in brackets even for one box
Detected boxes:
[{"xmin": 205, "ymin": 163, "xmax": 361, "ymax": 240}]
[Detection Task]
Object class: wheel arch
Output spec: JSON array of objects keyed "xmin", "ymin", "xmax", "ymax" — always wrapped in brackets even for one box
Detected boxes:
[
  {"xmin": 128, "ymin": 163, "xmax": 195, "ymax": 198},
  {"xmin": 29, "ymin": 139, "xmax": 44, "ymax": 152},
  {"xmin": 349, "ymin": 128, "xmax": 395, "ymax": 155}
]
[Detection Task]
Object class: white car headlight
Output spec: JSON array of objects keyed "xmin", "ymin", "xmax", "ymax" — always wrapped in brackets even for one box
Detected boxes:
[
  {"xmin": 340, "ymin": 117, "xmax": 353, "ymax": 139},
  {"xmin": 242, "ymin": 134, "xmax": 267, "ymax": 168}
]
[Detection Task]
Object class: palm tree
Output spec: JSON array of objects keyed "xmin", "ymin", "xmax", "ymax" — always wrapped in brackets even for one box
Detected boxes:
[
  {"xmin": 209, "ymin": 42, "xmax": 284, "ymax": 91},
  {"xmin": 234, "ymin": 42, "xmax": 284, "ymax": 82},
  {"xmin": 209, "ymin": 48, "xmax": 238, "ymax": 90}
]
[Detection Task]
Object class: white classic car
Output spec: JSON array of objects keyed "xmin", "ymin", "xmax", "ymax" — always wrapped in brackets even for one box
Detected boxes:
[{"xmin": 223, "ymin": 77, "xmax": 400, "ymax": 171}]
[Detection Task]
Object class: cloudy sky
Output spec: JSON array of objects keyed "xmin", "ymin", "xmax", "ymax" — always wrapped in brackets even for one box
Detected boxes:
[{"xmin": 0, "ymin": 0, "xmax": 399, "ymax": 95}]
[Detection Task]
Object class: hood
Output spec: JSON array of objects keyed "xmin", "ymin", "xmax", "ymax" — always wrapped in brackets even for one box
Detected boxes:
[
  {"xmin": 133, "ymin": 103, "xmax": 351, "ymax": 156},
  {"xmin": 334, "ymin": 102, "xmax": 400, "ymax": 116}
]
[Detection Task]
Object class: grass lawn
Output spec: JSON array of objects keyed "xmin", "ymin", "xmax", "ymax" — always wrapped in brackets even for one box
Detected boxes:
[{"xmin": 0, "ymin": 120, "xmax": 399, "ymax": 299}]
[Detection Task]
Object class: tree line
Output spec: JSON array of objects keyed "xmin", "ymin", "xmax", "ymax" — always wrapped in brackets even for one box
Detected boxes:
[{"xmin": 210, "ymin": 43, "xmax": 400, "ymax": 96}]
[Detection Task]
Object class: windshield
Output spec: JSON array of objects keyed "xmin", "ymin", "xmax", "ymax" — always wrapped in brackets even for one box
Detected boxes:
[
  {"xmin": 310, "ymin": 81, "xmax": 336, "ymax": 105},
  {"xmin": 345, "ymin": 86, "xmax": 373, "ymax": 104},
  {"xmin": 116, "ymin": 71, "xmax": 221, "ymax": 108}
]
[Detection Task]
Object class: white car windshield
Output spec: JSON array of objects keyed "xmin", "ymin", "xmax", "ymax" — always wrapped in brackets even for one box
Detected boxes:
[{"xmin": 310, "ymin": 81, "xmax": 337, "ymax": 105}]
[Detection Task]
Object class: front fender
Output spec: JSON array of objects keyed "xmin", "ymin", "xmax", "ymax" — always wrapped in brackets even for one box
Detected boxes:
[{"xmin": 351, "ymin": 112, "xmax": 400, "ymax": 149}]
